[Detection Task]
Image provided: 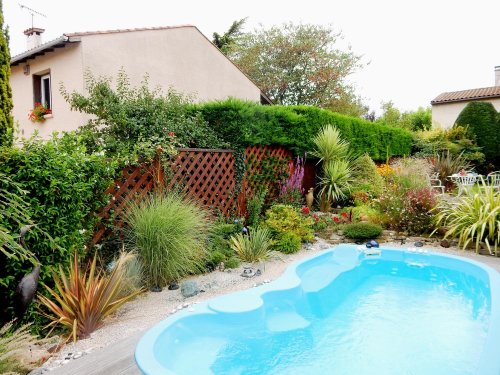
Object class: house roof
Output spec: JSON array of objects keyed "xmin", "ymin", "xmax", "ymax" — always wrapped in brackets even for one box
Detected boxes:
[
  {"xmin": 64, "ymin": 25, "xmax": 195, "ymax": 38},
  {"xmin": 10, "ymin": 35, "xmax": 80, "ymax": 66},
  {"xmin": 431, "ymin": 86, "xmax": 500, "ymax": 105},
  {"xmin": 10, "ymin": 25, "xmax": 272, "ymax": 103}
]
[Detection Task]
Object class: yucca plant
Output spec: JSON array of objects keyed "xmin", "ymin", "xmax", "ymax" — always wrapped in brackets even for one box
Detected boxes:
[
  {"xmin": 124, "ymin": 193, "xmax": 209, "ymax": 287},
  {"xmin": 38, "ymin": 252, "xmax": 142, "ymax": 342},
  {"xmin": 0, "ymin": 322, "xmax": 46, "ymax": 375},
  {"xmin": 319, "ymin": 160, "xmax": 354, "ymax": 203},
  {"xmin": 311, "ymin": 125, "xmax": 349, "ymax": 164},
  {"xmin": 229, "ymin": 227, "xmax": 274, "ymax": 263},
  {"xmin": 433, "ymin": 184, "xmax": 500, "ymax": 255}
]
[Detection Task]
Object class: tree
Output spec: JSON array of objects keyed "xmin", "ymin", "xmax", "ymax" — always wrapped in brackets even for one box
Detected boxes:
[
  {"xmin": 455, "ymin": 101, "xmax": 500, "ymax": 164},
  {"xmin": 212, "ymin": 18, "xmax": 247, "ymax": 55},
  {"xmin": 0, "ymin": 0, "xmax": 13, "ymax": 146},
  {"xmin": 377, "ymin": 101, "xmax": 432, "ymax": 131},
  {"xmin": 228, "ymin": 23, "xmax": 365, "ymax": 116}
]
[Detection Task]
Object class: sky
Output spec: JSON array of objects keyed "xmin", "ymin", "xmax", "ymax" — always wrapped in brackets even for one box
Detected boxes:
[{"xmin": 5, "ymin": 0, "xmax": 500, "ymax": 114}]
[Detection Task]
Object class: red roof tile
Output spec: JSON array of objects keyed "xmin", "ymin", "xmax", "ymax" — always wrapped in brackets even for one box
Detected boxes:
[{"xmin": 431, "ymin": 86, "xmax": 500, "ymax": 104}]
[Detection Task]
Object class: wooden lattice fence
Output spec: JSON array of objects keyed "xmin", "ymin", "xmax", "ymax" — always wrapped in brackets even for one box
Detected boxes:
[{"xmin": 92, "ymin": 146, "xmax": 293, "ymax": 244}]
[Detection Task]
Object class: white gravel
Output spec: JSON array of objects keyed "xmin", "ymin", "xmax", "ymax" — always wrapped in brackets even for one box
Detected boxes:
[{"xmin": 40, "ymin": 238, "xmax": 500, "ymax": 372}]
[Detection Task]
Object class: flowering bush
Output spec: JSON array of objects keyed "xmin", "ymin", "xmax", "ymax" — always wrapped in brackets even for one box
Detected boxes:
[
  {"xmin": 376, "ymin": 164, "xmax": 394, "ymax": 178},
  {"xmin": 264, "ymin": 204, "xmax": 314, "ymax": 242},
  {"xmin": 277, "ymin": 157, "xmax": 304, "ymax": 207},
  {"xmin": 28, "ymin": 103, "xmax": 51, "ymax": 123},
  {"xmin": 376, "ymin": 186, "xmax": 437, "ymax": 234}
]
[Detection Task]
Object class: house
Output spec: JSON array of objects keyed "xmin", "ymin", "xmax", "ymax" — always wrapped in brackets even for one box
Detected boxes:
[
  {"xmin": 431, "ymin": 66, "xmax": 500, "ymax": 129},
  {"xmin": 10, "ymin": 25, "xmax": 270, "ymax": 139}
]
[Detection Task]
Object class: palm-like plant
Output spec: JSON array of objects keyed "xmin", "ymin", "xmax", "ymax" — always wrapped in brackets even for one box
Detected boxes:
[
  {"xmin": 433, "ymin": 151, "xmax": 471, "ymax": 190},
  {"xmin": 433, "ymin": 182, "xmax": 500, "ymax": 255},
  {"xmin": 38, "ymin": 252, "xmax": 142, "ymax": 342},
  {"xmin": 229, "ymin": 227, "xmax": 273, "ymax": 263},
  {"xmin": 312, "ymin": 125, "xmax": 354, "ymax": 209},
  {"xmin": 319, "ymin": 159, "xmax": 354, "ymax": 203},
  {"xmin": 311, "ymin": 125, "xmax": 349, "ymax": 164}
]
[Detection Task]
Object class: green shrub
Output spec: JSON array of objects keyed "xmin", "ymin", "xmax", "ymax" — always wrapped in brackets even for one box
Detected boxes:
[
  {"xmin": 246, "ymin": 189, "xmax": 267, "ymax": 226},
  {"xmin": 206, "ymin": 250, "xmax": 226, "ymax": 270},
  {"xmin": 0, "ymin": 133, "xmax": 116, "ymax": 326},
  {"xmin": 351, "ymin": 154, "xmax": 384, "ymax": 198},
  {"xmin": 433, "ymin": 184, "xmax": 500, "ymax": 255},
  {"xmin": 124, "ymin": 193, "xmax": 209, "ymax": 287},
  {"xmin": 343, "ymin": 223, "xmax": 382, "ymax": 239},
  {"xmin": 206, "ymin": 222, "xmax": 242, "ymax": 271},
  {"xmin": 193, "ymin": 99, "xmax": 413, "ymax": 159},
  {"xmin": 264, "ymin": 204, "xmax": 314, "ymax": 242},
  {"xmin": 229, "ymin": 227, "xmax": 273, "ymax": 263},
  {"xmin": 455, "ymin": 101, "xmax": 500, "ymax": 165},
  {"xmin": 224, "ymin": 257, "xmax": 240, "ymax": 269},
  {"xmin": 274, "ymin": 232, "xmax": 302, "ymax": 254}
]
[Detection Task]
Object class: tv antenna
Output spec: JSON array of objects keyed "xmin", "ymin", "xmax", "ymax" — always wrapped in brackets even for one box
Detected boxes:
[{"xmin": 19, "ymin": 3, "xmax": 47, "ymax": 29}]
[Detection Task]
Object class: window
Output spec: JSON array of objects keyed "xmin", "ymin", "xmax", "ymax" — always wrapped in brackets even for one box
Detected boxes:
[{"xmin": 33, "ymin": 72, "xmax": 51, "ymax": 109}]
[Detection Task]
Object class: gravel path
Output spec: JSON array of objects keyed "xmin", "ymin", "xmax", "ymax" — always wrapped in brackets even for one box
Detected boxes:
[{"xmin": 36, "ymin": 238, "xmax": 500, "ymax": 373}]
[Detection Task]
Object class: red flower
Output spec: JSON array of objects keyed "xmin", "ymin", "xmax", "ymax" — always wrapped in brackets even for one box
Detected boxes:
[
  {"xmin": 301, "ymin": 206, "xmax": 310, "ymax": 215},
  {"xmin": 333, "ymin": 216, "xmax": 340, "ymax": 223},
  {"xmin": 341, "ymin": 212, "xmax": 349, "ymax": 218},
  {"xmin": 168, "ymin": 132, "xmax": 175, "ymax": 137},
  {"xmin": 312, "ymin": 214, "xmax": 320, "ymax": 222}
]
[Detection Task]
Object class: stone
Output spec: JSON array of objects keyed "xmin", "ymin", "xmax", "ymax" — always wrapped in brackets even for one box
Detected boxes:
[
  {"xmin": 168, "ymin": 283, "xmax": 179, "ymax": 290},
  {"xmin": 150, "ymin": 286, "xmax": 162, "ymax": 292},
  {"xmin": 440, "ymin": 239, "xmax": 450, "ymax": 248},
  {"xmin": 241, "ymin": 267, "xmax": 256, "ymax": 278},
  {"xmin": 414, "ymin": 241, "xmax": 424, "ymax": 247},
  {"xmin": 329, "ymin": 233, "xmax": 343, "ymax": 241},
  {"xmin": 180, "ymin": 281, "xmax": 200, "ymax": 298}
]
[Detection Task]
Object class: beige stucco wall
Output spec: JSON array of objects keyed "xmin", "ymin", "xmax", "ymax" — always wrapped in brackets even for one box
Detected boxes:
[
  {"xmin": 78, "ymin": 27, "xmax": 260, "ymax": 102},
  {"xmin": 10, "ymin": 43, "xmax": 88, "ymax": 140},
  {"xmin": 432, "ymin": 98, "xmax": 500, "ymax": 129},
  {"xmin": 10, "ymin": 26, "xmax": 261, "ymax": 140}
]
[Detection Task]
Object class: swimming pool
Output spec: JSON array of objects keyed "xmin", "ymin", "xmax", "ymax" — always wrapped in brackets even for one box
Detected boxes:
[{"xmin": 135, "ymin": 244, "xmax": 500, "ymax": 375}]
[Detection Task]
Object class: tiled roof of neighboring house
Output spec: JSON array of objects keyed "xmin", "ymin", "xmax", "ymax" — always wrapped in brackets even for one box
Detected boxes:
[
  {"xmin": 64, "ymin": 25, "xmax": 195, "ymax": 37},
  {"xmin": 431, "ymin": 86, "xmax": 500, "ymax": 104}
]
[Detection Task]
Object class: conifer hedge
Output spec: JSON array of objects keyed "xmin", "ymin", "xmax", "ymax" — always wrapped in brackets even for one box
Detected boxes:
[
  {"xmin": 455, "ymin": 101, "xmax": 500, "ymax": 164},
  {"xmin": 193, "ymin": 99, "xmax": 413, "ymax": 159},
  {"xmin": 0, "ymin": 0, "xmax": 13, "ymax": 147}
]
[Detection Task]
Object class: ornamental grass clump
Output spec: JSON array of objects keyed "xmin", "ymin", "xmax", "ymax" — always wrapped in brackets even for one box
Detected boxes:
[
  {"xmin": 124, "ymin": 193, "xmax": 209, "ymax": 287},
  {"xmin": 433, "ymin": 184, "xmax": 500, "ymax": 255},
  {"xmin": 38, "ymin": 251, "xmax": 142, "ymax": 342},
  {"xmin": 229, "ymin": 227, "xmax": 273, "ymax": 263},
  {"xmin": 0, "ymin": 322, "xmax": 47, "ymax": 374}
]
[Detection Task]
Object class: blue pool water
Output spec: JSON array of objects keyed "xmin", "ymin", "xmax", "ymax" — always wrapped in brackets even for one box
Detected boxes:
[{"xmin": 135, "ymin": 245, "xmax": 500, "ymax": 375}]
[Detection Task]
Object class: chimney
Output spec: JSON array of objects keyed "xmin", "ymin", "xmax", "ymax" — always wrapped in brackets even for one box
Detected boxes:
[
  {"xmin": 496, "ymin": 66, "xmax": 500, "ymax": 87},
  {"xmin": 23, "ymin": 27, "xmax": 45, "ymax": 50}
]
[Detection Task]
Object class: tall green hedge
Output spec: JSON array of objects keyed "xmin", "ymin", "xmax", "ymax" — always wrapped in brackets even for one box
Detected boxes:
[
  {"xmin": 0, "ymin": 134, "xmax": 116, "ymax": 327},
  {"xmin": 192, "ymin": 99, "xmax": 413, "ymax": 159},
  {"xmin": 455, "ymin": 101, "xmax": 500, "ymax": 164},
  {"xmin": 0, "ymin": 0, "xmax": 13, "ymax": 147}
]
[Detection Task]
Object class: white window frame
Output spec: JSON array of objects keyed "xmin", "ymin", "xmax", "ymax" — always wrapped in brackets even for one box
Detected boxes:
[{"xmin": 40, "ymin": 74, "xmax": 51, "ymax": 109}]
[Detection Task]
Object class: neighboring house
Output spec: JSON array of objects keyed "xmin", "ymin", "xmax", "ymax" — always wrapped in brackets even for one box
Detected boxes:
[
  {"xmin": 10, "ymin": 25, "xmax": 270, "ymax": 139},
  {"xmin": 431, "ymin": 66, "xmax": 500, "ymax": 129}
]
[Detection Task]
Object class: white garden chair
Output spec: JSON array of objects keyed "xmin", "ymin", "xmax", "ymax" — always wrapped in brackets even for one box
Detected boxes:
[
  {"xmin": 429, "ymin": 172, "xmax": 445, "ymax": 194},
  {"xmin": 481, "ymin": 171, "xmax": 500, "ymax": 192},
  {"xmin": 455, "ymin": 175, "xmax": 477, "ymax": 196}
]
